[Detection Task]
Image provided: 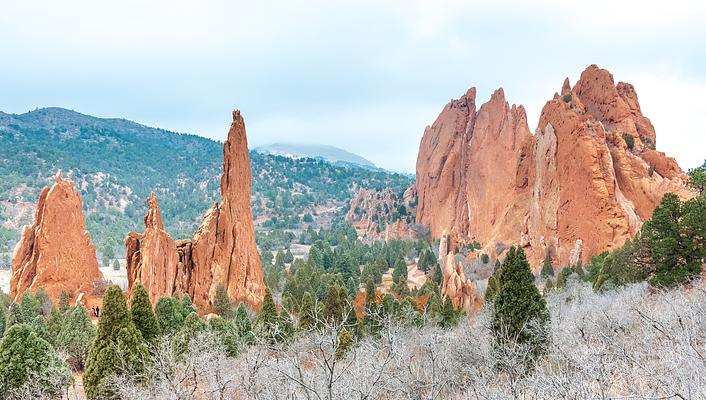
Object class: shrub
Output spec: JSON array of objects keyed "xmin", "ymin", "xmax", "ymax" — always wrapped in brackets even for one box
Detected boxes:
[
  {"xmin": 622, "ymin": 133, "xmax": 635, "ymax": 151},
  {"xmin": 0, "ymin": 324, "xmax": 71, "ymax": 396},
  {"xmin": 562, "ymin": 93, "xmax": 572, "ymax": 103}
]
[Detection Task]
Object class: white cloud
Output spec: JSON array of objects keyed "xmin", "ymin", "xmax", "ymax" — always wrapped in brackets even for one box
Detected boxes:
[{"xmin": 0, "ymin": 0, "xmax": 704, "ymax": 172}]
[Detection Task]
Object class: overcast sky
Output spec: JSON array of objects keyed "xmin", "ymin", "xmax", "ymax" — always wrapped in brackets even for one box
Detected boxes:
[{"xmin": 1, "ymin": 0, "xmax": 704, "ymax": 172}]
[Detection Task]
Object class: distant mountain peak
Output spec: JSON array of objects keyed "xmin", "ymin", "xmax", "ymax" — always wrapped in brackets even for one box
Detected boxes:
[{"xmin": 254, "ymin": 143, "xmax": 377, "ymax": 169}]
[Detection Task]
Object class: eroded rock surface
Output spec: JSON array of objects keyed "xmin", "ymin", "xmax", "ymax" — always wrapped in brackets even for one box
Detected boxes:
[
  {"xmin": 11, "ymin": 171, "xmax": 104, "ymax": 303},
  {"xmin": 126, "ymin": 111, "xmax": 265, "ymax": 311},
  {"xmin": 345, "ymin": 185, "xmax": 419, "ymax": 241},
  {"xmin": 416, "ymin": 65, "xmax": 694, "ymax": 267}
]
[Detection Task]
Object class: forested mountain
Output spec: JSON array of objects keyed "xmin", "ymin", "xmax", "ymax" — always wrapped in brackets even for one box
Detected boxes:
[{"xmin": 0, "ymin": 108, "xmax": 412, "ymax": 262}]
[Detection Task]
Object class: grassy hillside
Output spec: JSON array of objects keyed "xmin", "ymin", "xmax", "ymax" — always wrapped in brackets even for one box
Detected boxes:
[{"xmin": 0, "ymin": 108, "xmax": 412, "ymax": 264}]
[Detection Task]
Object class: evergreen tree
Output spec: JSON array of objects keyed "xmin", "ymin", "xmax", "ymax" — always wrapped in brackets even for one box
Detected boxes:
[
  {"xmin": 261, "ymin": 249, "xmax": 274, "ymax": 266},
  {"xmin": 365, "ymin": 277, "xmax": 376, "ymax": 306},
  {"xmin": 308, "ymin": 246, "xmax": 323, "ymax": 268},
  {"xmin": 234, "ymin": 303, "xmax": 255, "ymax": 344},
  {"xmin": 431, "ymin": 263, "xmax": 443, "ymax": 286},
  {"xmin": 335, "ymin": 328, "xmax": 353, "ymax": 360},
  {"xmin": 155, "ymin": 296, "xmax": 184, "ymax": 336},
  {"xmin": 375, "ymin": 252, "xmax": 388, "ymax": 275},
  {"xmin": 0, "ymin": 324, "xmax": 71, "ymax": 397},
  {"xmin": 346, "ymin": 276, "xmax": 359, "ymax": 299},
  {"xmin": 323, "ymin": 283, "xmax": 348, "ymax": 324},
  {"xmin": 688, "ymin": 162, "xmax": 706, "ymax": 195},
  {"xmin": 425, "ymin": 291, "xmax": 443, "ymax": 323},
  {"xmin": 275, "ymin": 249, "xmax": 286, "ymax": 268},
  {"xmin": 540, "ymin": 254, "xmax": 554, "ymax": 278},
  {"xmin": 392, "ymin": 257, "xmax": 408, "ymax": 282},
  {"xmin": 130, "ymin": 284, "xmax": 160, "ymax": 341},
  {"xmin": 392, "ymin": 274, "xmax": 410, "ymax": 297},
  {"xmin": 214, "ymin": 283, "xmax": 234, "ymax": 320},
  {"xmin": 440, "ymin": 297, "xmax": 459, "ymax": 328},
  {"xmin": 58, "ymin": 289, "xmax": 70, "ymax": 314},
  {"xmin": 644, "ymin": 193, "xmax": 702, "ymax": 286},
  {"xmin": 56, "ymin": 305, "xmax": 96, "ymax": 371},
  {"xmin": 0, "ymin": 303, "xmax": 5, "ymax": 337},
  {"xmin": 556, "ymin": 270, "xmax": 567, "ymax": 289},
  {"xmin": 18, "ymin": 291, "xmax": 41, "ymax": 324},
  {"xmin": 298, "ymin": 292, "xmax": 317, "ymax": 331},
  {"xmin": 208, "ymin": 317, "xmax": 240, "ymax": 357},
  {"xmin": 176, "ymin": 312, "xmax": 207, "ymax": 354},
  {"xmin": 492, "ymin": 247, "xmax": 550, "ymax": 366},
  {"xmin": 284, "ymin": 249, "xmax": 294, "ymax": 263},
  {"xmin": 6, "ymin": 304, "xmax": 23, "ymax": 329},
  {"xmin": 256, "ymin": 288, "xmax": 285, "ymax": 343},
  {"xmin": 30, "ymin": 315, "xmax": 52, "ymax": 344},
  {"xmin": 544, "ymin": 279, "xmax": 555, "ymax": 295},
  {"xmin": 181, "ymin": 293, "xmax": 197, "ymax": 318},
  {"xmin": 84, "ymin": 285, "xmax": 148, "ymax": 400},
  {"xmin": 34, "ymin": 287, "xmax": 53, "ymax": 317},
  {"xmin": 46, "ymin": 307, "xmax": 64, "ymax": 345},
  {"xmin": 485, "ymin": 267, "xmax": 502, "ymax": 303}
]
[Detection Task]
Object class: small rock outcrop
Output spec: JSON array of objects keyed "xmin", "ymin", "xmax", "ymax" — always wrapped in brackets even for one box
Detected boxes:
[
  {"xmin": 345, "ymin": 185, "xmax": 418, "ymax": 240},
  {"xmin": 11, "ymin": 170, "xmax": 104, "ymax": 303},
  {"xmin": 126, "ymin": 111, "xmax": 265, "ymax": 311},
  {"xmin": 416, "ymin": 65, "xmax": 695, "ymax": 267},
  {"xmin": 438, "ymin": 229, "xmax": 477, "ymax": 314}
]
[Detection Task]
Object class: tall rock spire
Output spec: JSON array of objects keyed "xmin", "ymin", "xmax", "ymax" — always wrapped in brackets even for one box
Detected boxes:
[{"xmin": 126, "ymin": 111, "xmax": 265, "ymax": 312}]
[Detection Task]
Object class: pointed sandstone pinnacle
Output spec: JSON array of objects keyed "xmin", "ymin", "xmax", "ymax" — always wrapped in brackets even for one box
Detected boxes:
[
  {"xmin": 416, "ymin": 64, "xmax": 695, "ymax": 268},
  {"xmin": 11, "ymin": 171, "xmax": 104, "ymax": 303},
  {"xmin": 125, "ymin": 111, "xmax": 265, "ymax": 312}
]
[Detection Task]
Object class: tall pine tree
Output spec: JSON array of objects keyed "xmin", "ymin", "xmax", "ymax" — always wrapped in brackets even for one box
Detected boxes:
[
  {"xmin": 84, "ymin": 285, "xmax": 148, "ymax": 400},
  {"xmin": 130, "ymin": 284, "xmax": 160, "ymax": 341},
  {"xmin": 492, "ymin": 247, "xmax": 550, "ymax": 366}
]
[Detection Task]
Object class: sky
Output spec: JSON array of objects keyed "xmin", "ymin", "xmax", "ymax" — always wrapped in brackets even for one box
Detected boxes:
[{"xmin": 1, "ymin": 0, "xmax": 705, "ymax": 173}]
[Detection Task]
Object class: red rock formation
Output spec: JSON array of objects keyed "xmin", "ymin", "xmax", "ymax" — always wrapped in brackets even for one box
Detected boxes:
[
  {"xmin": 345, "ymin": 185, "xmax": 418, "ymax": 240},
  {"xmin": 11, "ymin": 170, "xmax": 104, "ymax": 303},
  {"xmin": 125, "ymin": 193, "xmax": 181, "ymax": 304},
  {"xmin": 126, "ymin": 111, "xmax": 265, "ymax": 311},
  {"xmin": 438, "ymin": 229, "xmax": 478, "ymax": 314},
  {"xmin": 417, "ymin": 65, "xmax": 695, "ymax": 267}
]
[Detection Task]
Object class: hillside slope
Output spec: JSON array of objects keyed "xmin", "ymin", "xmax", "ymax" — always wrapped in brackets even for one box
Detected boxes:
[{"xmin": 0, "ymin": 108, "xmax": 412, "ymax": 263}]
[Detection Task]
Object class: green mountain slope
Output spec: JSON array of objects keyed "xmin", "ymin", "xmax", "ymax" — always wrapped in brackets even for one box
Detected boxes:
[{"xmin": 0, "ymin": 108, "xmax": 413, "ymax": 263}]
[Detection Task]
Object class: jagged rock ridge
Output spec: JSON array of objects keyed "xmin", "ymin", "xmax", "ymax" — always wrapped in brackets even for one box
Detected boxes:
[
  {"xmin": 11, "ymin": 170, "xmax": 104, "ymax": 303},
  {"xmin": 416, "ymin": 65, "xmax": 694, "ymax": 267},
  {"xmin": 126, "ymin": 111, "xmax": 265, "ymax": 311}
]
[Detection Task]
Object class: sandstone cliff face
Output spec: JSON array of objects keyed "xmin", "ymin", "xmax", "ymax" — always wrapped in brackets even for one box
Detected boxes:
[
  {"xmin": 11, "ymin": 171, "xmax": 104, "ymax": 303},
  {"xmin": 417, "ymin": 65, "xmax": 694, "ymax": 267},
  {"xmin": 126, "ymin": 111, "xmax": 265, "ymax": 311},
  {"xmin": 345, "ymin": 185, "xmax": 418, "ymax": 241}
]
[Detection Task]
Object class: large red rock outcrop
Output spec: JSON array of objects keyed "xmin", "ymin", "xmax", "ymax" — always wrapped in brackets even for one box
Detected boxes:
[
  {"xmin": 126, "ymin": 111, "xmax": 265, "ymax": 311},
  {"xmin": 416, "ymin": 65, "xmax": 694, "ymax": 267},
  {"xmin": 11, "ymin": 170, "xmax": 104, "ymax": 303}
]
